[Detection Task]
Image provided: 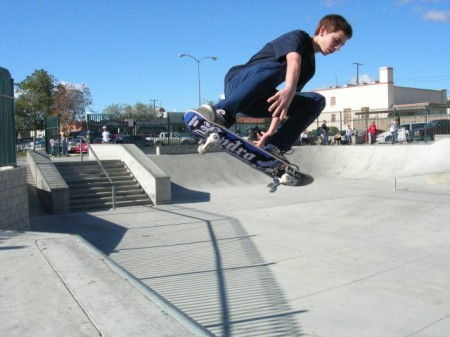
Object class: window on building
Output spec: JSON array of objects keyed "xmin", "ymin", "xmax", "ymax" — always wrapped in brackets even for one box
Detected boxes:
[
  {"xmin": 330, "ymin": 97, "xmax": 336, "ymax": 106},
  {"xmin": 344, "ymin": 108, "xmax": 351, "ymax": 124},
  {"xmin": 331, "ymin": 114, "xmax": 336, "ymax": 122}
]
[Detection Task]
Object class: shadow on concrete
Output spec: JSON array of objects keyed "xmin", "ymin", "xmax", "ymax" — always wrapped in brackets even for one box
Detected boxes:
[
  {"xmin": 30, "ymin": 205, "xmax": 305, "ymax": 337},
  {"xmin": 171, "ymin": 183, "xmax": 210, "ymax": 204},
  {"xmin": 31, "ymin": 212, "xmax": 128, "ymax": 256}
]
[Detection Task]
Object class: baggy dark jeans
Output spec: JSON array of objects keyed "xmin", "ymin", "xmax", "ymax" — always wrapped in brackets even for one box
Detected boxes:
[{"xmin": 215, "ymin": 61, "xmax": 325, "ymax": 151}]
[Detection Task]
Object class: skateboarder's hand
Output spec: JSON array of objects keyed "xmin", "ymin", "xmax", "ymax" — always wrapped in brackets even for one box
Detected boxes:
[
  {"xmin": 267, "ymin": 88, "xmax": 294, "ymax": 120},
  {"xmin": 253, "ymin": 133, "xmax": 269, "ymax": 148}
]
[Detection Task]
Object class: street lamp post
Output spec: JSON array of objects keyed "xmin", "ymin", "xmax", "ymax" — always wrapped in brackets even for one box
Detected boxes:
[{"xmin": 179, "ymin": 53, "xmax": 217, "ymax": 106}]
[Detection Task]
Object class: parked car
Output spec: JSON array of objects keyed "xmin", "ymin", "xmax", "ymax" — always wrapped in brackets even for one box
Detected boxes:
[
  {"xmin": 355, "ymin": 129, "xmax": 385, "ymax": 144},
  {"xmin": 23, "ymin": 138, "xmax": 46, "ymax": 150},
  {"xmin": 410, "ymin": 122, "xmax": 434, "ymax": 141},
  {"xmin": 429, "ymin": 119, "xmax": 450, "ymax": 135},
  {"xmin": 16, "ymin": 137, "xmax": 32, "ymax": 152},
  {"xmin": 112, "ymin": 133, "xmax": 152, "ymax": 146},
  {"xmin": 75, "ymin": 142, "xmax": 88, "ymax": 153},
  {"xmin": 412, "ymin": 119, "xmax": 450, "ymax": 141},
  {"xmin": 67, "ymin": 138, "xmax": 78, "ymax": 152},
  {"xmin": 151, "ymin": 132, "xmax": 196, "ymax": 146},
  {"xmin": 376, "ymin": 123, "xmax": 425, "ymax": 143}
]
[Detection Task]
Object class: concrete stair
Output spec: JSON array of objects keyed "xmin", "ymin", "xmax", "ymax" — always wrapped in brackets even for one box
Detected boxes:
[{"xmin": 54, "ymin": 160, "xmax": 151, "ymax": 211}]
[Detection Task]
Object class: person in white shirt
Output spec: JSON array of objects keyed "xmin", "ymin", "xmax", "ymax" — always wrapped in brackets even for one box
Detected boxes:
[
  {"xmin": 389, "ymin": 120, "xmax": 398, "ymax": 144},
  {"xmin": 300, "ymin": 130, "xmax": 310, "ymax": 145},
  {"xmin": 345, "ymin": 125, "xmax": 353, "ymax": 144},
  {"xmin": 102, "ymin": 126, "xmax": 110, "ymax": 143}
]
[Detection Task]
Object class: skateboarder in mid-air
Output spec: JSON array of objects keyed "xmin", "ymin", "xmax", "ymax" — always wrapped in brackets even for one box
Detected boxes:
[{"xmin": 195, "ymin": 14, "xmax": 353, "ymax": 159}]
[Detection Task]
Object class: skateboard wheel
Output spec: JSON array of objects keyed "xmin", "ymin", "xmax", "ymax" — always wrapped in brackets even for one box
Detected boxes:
[
  {"xmin": 281, "ymin": 173, "xmax": 291, "ymax": 184},
  {"xmin": 198, "ymin": 144, "xmax": 207, "ymax": 154},
  {"xmin": 208, "ymin": 133, "xmax": 220, "ymax": 144},
  {"xmin": 281, "ymin": 173, "xmax": 298, "ymax": 186},
  {"xmin": 267, "ymin": 182, "xmax": 277, "ymax": 193}
]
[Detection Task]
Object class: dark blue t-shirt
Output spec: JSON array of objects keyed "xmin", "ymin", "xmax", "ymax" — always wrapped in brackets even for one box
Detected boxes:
[{"xmin": 227, "ymin": 30, "xmax": 315, "ymax": 92}]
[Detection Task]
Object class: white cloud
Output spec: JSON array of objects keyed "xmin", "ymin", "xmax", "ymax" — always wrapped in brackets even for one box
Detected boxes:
[
  {"xmin": 351, "ymin": 74, "xmax": 377, "ymax": 85},
  {"xmin": 59, "ymin": 81, "xmax": 89, "ymax": 91},
  {"xmin": 422, "ymin": 9, "xmax": 450, "ymax": 22},
  {"xmin": 321, "ymin": 0, "xmax": 345, "ymax": 8}
]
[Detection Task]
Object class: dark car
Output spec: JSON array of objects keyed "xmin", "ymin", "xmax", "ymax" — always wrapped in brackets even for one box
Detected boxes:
[
  {"xmin": 413, "ymin": 119, "xmax": 450, "ymax": 141},
  {"xmin": 430, "ymin": 119, "xmax": 450, "ymax": 134}
]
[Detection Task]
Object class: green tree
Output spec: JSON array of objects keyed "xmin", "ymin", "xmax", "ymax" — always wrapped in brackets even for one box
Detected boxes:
[
  {"xmin": 15, "ymin": 69, "xmax": 55, "ymax": 134},
  {"xmin": 102, "ymin": 103, "xmax": 124, "ymax": 117},
  {"xmin": 103, "ymin": 102, "xmax": 157, "ymax": 119}
]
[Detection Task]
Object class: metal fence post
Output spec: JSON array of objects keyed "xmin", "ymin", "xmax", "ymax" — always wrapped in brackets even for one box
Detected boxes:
[{"xmin": 0, "ymin": 67, "xmax": 16, "ymax": 167}]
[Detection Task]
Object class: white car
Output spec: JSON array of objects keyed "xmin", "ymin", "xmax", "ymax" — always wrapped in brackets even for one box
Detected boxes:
[
  {"xmin": 376, "ymin": 130, "xmax": 394, "ymax": 143},
  {"xmin": 376, "ymin": 128, "xmax": 410, "ymax": 143},
  {"xmin": 376, "ymin": 123, "xmax": 425, "ymax": 143}
]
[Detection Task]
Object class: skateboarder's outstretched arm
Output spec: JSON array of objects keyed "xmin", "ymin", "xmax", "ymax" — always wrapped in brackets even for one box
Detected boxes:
[{"xmin": 253, "ymin": 117, "xmax": 281, "ymax": 148}]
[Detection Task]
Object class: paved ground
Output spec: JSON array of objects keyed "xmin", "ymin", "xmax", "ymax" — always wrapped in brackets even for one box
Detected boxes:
[{"xmin": 2, "ymin": 141, "xmax": 450, "ymax": 337}]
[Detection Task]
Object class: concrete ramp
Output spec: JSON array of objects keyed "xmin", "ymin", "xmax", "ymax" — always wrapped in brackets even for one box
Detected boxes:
[
  {"xmin": 150, "ymin": 140, "xmax": 450, "ymax": 189},
  {"xmin": 150, "ymin": 152, "xmax": 269, "ymax": 189}
]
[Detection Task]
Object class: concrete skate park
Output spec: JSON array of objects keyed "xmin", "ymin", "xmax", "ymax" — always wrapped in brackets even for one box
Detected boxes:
[{"xmin": 2, "ymin": 140, "xmax": 450, "ymax": 337}]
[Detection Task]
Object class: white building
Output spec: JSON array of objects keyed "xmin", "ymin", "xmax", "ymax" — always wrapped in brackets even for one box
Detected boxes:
[{"xmin": 314, "ymin": 67, "xmax": 448, "ymax": 130}]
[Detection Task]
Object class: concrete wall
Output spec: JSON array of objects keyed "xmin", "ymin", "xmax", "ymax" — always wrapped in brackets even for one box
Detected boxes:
[
  {"xmin": 27, "ymin": 151, "xmax": 70, "ymax": 214},
  {"xmin": 0, "ymin": 166, "xmax": 29, "ymax": 230},
  {"xmin": 89, "ymin": 144, "xmax": 171, "ymax": 204}
]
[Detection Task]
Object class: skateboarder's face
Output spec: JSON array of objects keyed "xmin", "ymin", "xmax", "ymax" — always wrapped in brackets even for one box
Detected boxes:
[{"xmin": 317, "ymin": 27, "xmax": 349, "ymax": 56}]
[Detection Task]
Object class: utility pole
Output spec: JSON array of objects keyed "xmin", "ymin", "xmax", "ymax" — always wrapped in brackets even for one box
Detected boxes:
[
  {"xmin": 353, "ymin": 62, "xmax": 363, "ymax": 85},
  {"xmin": 149, "ymin": 99, "xmax": 158, "ymax": 110}
]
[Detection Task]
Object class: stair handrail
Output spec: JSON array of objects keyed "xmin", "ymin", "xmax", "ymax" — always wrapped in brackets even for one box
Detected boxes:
[{"xmin": 79, "ymin": 136, "xmax": 116, "ymax": 209}]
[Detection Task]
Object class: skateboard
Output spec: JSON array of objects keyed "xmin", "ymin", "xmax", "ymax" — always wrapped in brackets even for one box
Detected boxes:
[{"xmin": 184, "ymin": 110, "xmax": 314, "ymax": 192}]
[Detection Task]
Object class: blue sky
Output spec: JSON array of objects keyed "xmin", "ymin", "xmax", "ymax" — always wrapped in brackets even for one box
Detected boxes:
[{"xmin": 2, "ymin": 0, "xmax": 449, "ymax": 113}]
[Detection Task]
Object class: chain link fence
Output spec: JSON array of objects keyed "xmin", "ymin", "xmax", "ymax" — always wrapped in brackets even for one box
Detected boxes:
[{"xmin": 15, "ymin": 103, "xmax": 450, "ymax": 154}]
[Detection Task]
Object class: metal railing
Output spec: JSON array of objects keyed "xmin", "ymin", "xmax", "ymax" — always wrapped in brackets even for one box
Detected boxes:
[{"xmin": 79, "ymin": 136, "xmax": 116, "ymax": 209}]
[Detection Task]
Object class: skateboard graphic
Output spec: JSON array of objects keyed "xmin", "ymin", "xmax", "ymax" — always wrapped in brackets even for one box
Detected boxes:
[{"xmin": 184, "ymin": 110, "xmax": 314, "ymax": 192}]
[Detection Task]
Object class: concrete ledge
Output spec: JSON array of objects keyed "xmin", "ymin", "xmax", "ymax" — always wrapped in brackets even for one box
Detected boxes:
[
  {"xmin": 27, "ymin": 151, "xmax": 70, "ymax": 214},
  {"xmin": 427, "ymin": 171, "xmax": 450, "ymax": 186},
  {"xmin": 90, "ymin": 144, "xmax": 171, "ymax": 204},
  {"xmin": 434, "ymin": 134, "xmax": 450, "ymax": 141}
]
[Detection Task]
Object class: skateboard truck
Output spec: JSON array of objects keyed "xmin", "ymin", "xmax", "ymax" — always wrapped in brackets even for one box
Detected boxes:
[
  {"xmin": 267, "ymin": 170, "xmax": 299, "ymax": 193},
  {"xmin": 198, "ymin": 132, "xmax": 220, "ymax": 154}
]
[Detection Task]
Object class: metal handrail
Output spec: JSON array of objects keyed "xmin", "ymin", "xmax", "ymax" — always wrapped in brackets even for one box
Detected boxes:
[{"xmin": 79, "ymin": 136, "xmax": 116, "ymax": 209}]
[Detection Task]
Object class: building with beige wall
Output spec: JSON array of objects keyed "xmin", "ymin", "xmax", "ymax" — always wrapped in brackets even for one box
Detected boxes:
[{"xmin": 313, "ymin": 67, "xmax": 448, "ymax": 131}]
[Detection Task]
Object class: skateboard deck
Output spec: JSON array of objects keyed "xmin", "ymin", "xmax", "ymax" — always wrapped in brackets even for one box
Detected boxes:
[{"xmin": 184, "ymin": 110, "xmax": 313, "ymax": 192}]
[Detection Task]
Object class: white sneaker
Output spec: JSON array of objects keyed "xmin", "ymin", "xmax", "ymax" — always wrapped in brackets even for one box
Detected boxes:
[{"xmin": 196, "ymin": 104, "xmax": 226, "ymax": 126}]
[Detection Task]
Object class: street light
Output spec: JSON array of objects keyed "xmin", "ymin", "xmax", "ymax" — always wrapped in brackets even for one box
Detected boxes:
[{"xmin": 179, "ymin": 53, "xmax": 217, "ymax": 106}]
